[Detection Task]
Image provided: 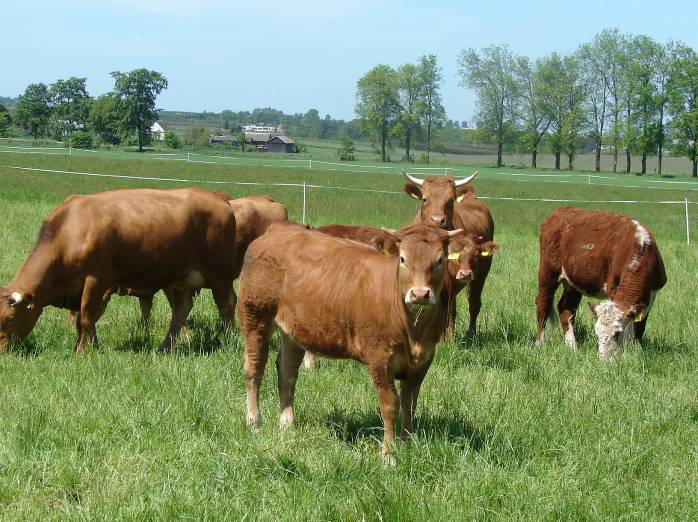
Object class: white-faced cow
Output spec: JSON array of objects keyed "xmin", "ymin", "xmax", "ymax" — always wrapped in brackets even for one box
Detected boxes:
[
  {"xmin": 535, "ymin": 207, "xmax": 667, "ymax": 359},
  {"xmin": 0, "ymin": 188, "xmax": 238, "ymax": 352},
  {"xmin": 403, "ymin": 172, "xmax": 495, "ymax": 335},
  {"xmin": 237, "ymin": 224, "xmax": 463, "ymax": 465}
]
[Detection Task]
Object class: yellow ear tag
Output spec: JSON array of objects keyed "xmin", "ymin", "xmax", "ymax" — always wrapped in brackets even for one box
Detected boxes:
[
  {"xmin": 447, "ymin": 252, "xmax": 461, "ymax": 260},
  {"xmin": 456, "ymin": 195, "xmax": 465, "ymax": 202},
  {"xmin": 634, "ymin": 313, "xmax": 643, "ymax": 323},
  {"xmin": 480, "ymin": 251, "xmax": 490, "ymax": 257},
  {"xmin": 384, "ymin": 248, "xmax": 395, "ymax": 257},
  {"xmin": 410, "ymin": 193, "xmax": 420, "ymax": 199}
]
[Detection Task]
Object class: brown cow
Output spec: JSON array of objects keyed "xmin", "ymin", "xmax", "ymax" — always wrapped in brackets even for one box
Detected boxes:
[
  {"xmin": 128, "ymin": 194, "xmax": 289, "ymax": 324},
  {"xmin": 444, "ymin": 234, "xmax": 500, "ymax": 337},
  {"xmin": 315, "ymin": 224, "xmax": 400, "ymax": 255},
  {"xmin": 0, "ymin": 188, "xmax": 238, "ymax": 352},
  {"xmin": 237, "ymin": 224, "xmax": 464, "ymax": 465},
  {"xmin": 403, "ymin": 171, "xmax": 495, "ymax": 334},
  {"xmin": 535, "ymin": 207, "xmax": 667, "ymax": 359}
]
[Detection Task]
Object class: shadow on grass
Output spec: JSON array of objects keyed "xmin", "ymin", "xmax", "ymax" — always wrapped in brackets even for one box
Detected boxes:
[
  {"xmin": 321, "ymin": 407, "xmax": 488, "ymax": 452},
  {"xmin": 5, "ymin": 336, "xmax": 47, "ymax": 357}
]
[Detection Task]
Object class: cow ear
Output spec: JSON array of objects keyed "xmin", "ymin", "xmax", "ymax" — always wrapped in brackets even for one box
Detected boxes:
[
  {"xmin": 480, "ymin": 241, "xmax": 499, "ymax": 257},
  {"xmin": 588, "ymin": 302, "xmax": 598, "ymax": 317},
  {"xmin": 456, "ymin": 185, "xmax": 475, "ymax": 200},
  {"xmin": 404, "ymin": 184, "xmax": 422, "ymax": 200},
  {"xmin": 626, "ymin": 304, "xmax": 647, "ymax": 322}
]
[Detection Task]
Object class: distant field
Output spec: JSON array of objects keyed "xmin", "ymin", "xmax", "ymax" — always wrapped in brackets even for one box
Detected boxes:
[{"xmin": 0, "ymin": 151, "xmax": 697, "ymax": 518}]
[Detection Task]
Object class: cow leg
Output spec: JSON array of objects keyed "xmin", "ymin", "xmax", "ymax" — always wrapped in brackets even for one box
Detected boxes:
[
  {"xmin": 446, "ymin": 297, "xmax": 457, "ymax": 338},
  {"xmin": 634, "ymin": 316, "xmax": 648, "ymax": 343},
  {"xmin": 369, "ymin": 365, "xmax": 399, "ymax": 466},
  {"xmin": 212, "ymin": 283, "xmax": 236, "ymax": 332},
  {"xmin": 138, "ymin": 294, "xmax": 154, "ymax": 325},
  {"xmin": 160, "ymin": 289, "xmax": 194, "ymax": 351},
  {"xmin": 535, "ymin": 264, "xmax": 560, "ymax": 343},
  {"xmin": 276, "ymin": 332, "xmax": 305, "ymax": 430},
  {"xmin": 75, "ymin": 275, "xmax": 110, "ymax": 352},
  {"xmin": 557, "ymin": 287, "xmax": 582, "ymax": 351},
  {"xmin": 399, "ymin": 366, "xmax": 429, "ymax": 441}
]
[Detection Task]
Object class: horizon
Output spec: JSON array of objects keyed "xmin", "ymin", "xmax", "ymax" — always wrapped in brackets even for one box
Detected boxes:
[{"xmin": 3, "ymin": 0, "xmax": 697, "ymax": 123}]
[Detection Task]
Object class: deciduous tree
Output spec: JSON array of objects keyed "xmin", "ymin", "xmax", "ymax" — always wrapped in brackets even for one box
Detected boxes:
[
  {"xmin": 49, "ymin": 77, "xmax": 92, "ymax": 138},
  {"xmin": 111, "ymin": 69, "xmax": 168, "ymax": 152},
  {"xmin": 396, "ymin": 63, "xmax": 421, "ymax": 162},
  {"xmin": 89, "ymin": 94, "xmax": 124, "ymax": 145},
  {"xmin": 355, "ymin": 65, "xmax": 401, "ymax": 162},
  {"xmin": 668, "ymin": 45, "xmax": 698, "ymax": 177},
  {"xmin": 458, "ymin": 45, "xmax": 518, "ymax": 168},
  {"xmin": 417, "ymin": 55, "xmax": 445, "ymax": 164},
  {"xmin": 14, "ymin": 83, "xmax": 52, "ymax": 139},
  {"xmin": 0, "ymin": 104, "xmax": 11, "ymax": 136},
  {"xmin": 515, "ymin": 55, "xmax": 551, "ymax": 168}
]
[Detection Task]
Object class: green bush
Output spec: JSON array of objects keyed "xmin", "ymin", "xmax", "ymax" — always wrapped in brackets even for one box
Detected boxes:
[
  {"xmin": 337, "ymin": 135, "xmax": 356, "ymax": 161},
  {"xmin": 68, "ymin": 131, "xmax": 94, "ymax": 149},
  {"xmin": 164, "ymin": 130, "xmax": 182, "ymax": 149},
  {"xmin": 293, "ymin": 142, "xmax": 307, "ymax": 154}
]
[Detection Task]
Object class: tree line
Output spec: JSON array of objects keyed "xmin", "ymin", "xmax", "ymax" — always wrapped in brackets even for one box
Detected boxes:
[
  {"xmin": 2, "ymin": 69, "xmax": 167, "ymax": 152},
  {"xmin": 458, "ymin": 28, "xmax": 698, "ymax": 176}
]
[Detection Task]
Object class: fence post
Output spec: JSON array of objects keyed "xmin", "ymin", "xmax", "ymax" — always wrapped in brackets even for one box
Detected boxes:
[
  {"xmin": 69, "ymin": 147, "xmax": 72, "ymax": 157},
  {"xmin": 309, "ymin": 159, "xmax": 312, "ymax": 171},
  {"xmin": 588, "ymin": 174, "xmax": 591, "ymax": 186},
  {"xmin": 685, "ymin": 198, "xmax": 690, "ymax": 245},
  {"xmin": 302, "ymin": 181, "xmax": 307, "ymax": 224},
  {"xmin": 187, "ymin": 152, "xmax": 190, "ymax": 162}
]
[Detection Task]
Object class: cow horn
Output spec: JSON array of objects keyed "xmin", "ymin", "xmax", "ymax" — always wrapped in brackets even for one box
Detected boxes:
[
  {"xmin": 454, "ymin": 171, "xmax": 478, "ymax": 187},
  {"xmin": 447, "ymin": 229, "xmax": 465, "ymax": 238},
  {"xmin": 9, "ymin": 292, "xmax": 23, "ymax": 306},
  {"xmin": 402, "ymin": 171, "xmax": 424, "ymax": 186}
]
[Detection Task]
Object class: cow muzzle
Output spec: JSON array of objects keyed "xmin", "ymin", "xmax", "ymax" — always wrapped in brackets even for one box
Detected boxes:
[
  {"xmin": 456, "ymin": 269, "xmax": 474, "ymax": 281},
  {"xmin": 406, "ymin": 287, "xmax": 434, "ymax": 305},
  {"xmin": 430, "ymin": 215, "xmax": 447, "ymax": 227}
]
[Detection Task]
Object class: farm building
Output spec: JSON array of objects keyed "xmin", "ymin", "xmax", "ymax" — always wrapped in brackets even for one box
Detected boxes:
[
  {"xmin": 150, "ymin": 122, "xmax": 166, "ymax": 140},
  {"xmin": 209, "ymin": 135, "xmax": 237, "ymax": 145},
  {"xmin": 267, "ymin": 135, "xmax": 295, "ymax": 153}
]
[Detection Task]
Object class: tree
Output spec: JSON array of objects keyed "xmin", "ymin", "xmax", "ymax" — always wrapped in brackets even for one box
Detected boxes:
[
  {"xmin": 458, "ymin": 45, "xmax": 518, "ymax": 168},
  {"xmin": 355, "ymin": 64, "xmax": 401, "ymax": 162},
  {"xmin": 14, "ymin": 83, "xmax": 52, "ymax": 139},
  {"xmin": 238, "ymin": 132, "xmax": 246, "ymax": 152},
  {"xmin": 111, "ymin": 69, "xmax": 168, "ymax": 152},
  {"xmin": 655, "ymin": 42, "xmax": 675, "ymax": 176},
  {"xmin": 89, "ymin": 94, "xmax": 124, "ymax": 145},
  {"xmin": 337, "ymin": 135, "xmax": 356, "ymax": 161},
  {"xmin": 417, "ymin": 55, "xmax": 445, "ymax": 164},
  {"xmin": 515, "ymin": 55, "xmax": 551, "ymax": 168},
  {"xmin": 164, "ymin": 130, "xmax": 181, "ymax": 149},
  {"xmin": 49, "ymin": 77, "xmax": 91, "ymax": 138},
  {"xmin": 579, "ymin": 45, "xmax": 609, "ymax": 172},
  {"xmin": 396, "ymin": 63, "xmax": 421, "ymax": 161},
  {"xmin": 0, "ymin": 104, "xmax": 11, "ymax": 136},
  {"xmin": 304, "ymin": 108, "xmax": 321, "ymax": 138},
  {"xmin": 668, "ymin": 45, "xmax": 698, "ymax": 177}
]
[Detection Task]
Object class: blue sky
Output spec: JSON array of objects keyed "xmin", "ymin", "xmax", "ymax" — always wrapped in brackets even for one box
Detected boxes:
[{"xmin": 3, "ymin": 0, "xmax": 696, "ymax": 122}]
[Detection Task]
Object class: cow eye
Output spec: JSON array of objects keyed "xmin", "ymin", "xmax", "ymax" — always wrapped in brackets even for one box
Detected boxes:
[
  {"xmin": 436, "ymin": 256, "xmax": 443, "ymax": 265},
  {"xmin": 399, "ymin": 255, "xmax": 406, "ymax": 264},
  {"xmin": 421, "ymin": 198, "xmax": 427, "ymax": 204}
]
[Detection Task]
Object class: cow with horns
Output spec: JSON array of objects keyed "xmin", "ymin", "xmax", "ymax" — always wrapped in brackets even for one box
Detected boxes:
[
  {"xmin": 535, "ymin": 207, "xmax": 667, "ymax": 359},
  {"xmin": 403, "ymin": 171, "xmax": 495, "ymax": 336}
]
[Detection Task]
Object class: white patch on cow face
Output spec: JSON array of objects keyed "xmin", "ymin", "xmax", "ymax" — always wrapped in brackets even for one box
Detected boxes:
[{"xmin": 593, "ymin": 300, "xmax": 633, "ymax": 359}]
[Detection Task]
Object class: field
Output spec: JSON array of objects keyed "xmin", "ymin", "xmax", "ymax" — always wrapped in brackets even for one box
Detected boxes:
[{"xmin": 0, "ymin": 150, "xmax": 697, "ymax": 519}]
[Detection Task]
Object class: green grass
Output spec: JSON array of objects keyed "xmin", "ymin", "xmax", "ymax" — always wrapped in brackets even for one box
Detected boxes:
[{"xmin": 0, "ymin": 152, "xmax": 697, "ymax": 519}]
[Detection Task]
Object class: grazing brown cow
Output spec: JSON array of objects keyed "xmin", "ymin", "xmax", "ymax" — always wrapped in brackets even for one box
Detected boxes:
[
  {"xmin": 403, "ymin": 171, "xmax": 495, "ymax": 334},
  {"xmin": 315, "ymin": 224, "xmax": 400, "ymax": 255},
  {"xmin": 535, "ymin": 207, "xmax": 667, "ymax": 359},
  {"xmin": 0, "ymin": 188, "xmax": 238, "ymax": 352},
  {"xmin": 132, "ymin": 194, "xmax": 289, "ymax": 324},
  {"xmin": 444, "ymin": 234, "xmax": 500, "ymax": 336},
  {"xmin": 237, "ymin": 224, "xmax": 463, "ymax": 465}
]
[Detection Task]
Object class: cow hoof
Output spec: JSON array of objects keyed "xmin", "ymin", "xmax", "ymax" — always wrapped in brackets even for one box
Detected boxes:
[
  {"xmin": 279, "ymin": 411, "xmax": 294, "ymax": 430},
  {"xmin": 381, "ymin": 452, "xmax": 396, "ymax": 468},
  {"xmin": 246, "ymin": 415, "xmax": 261, "ymax": 433}
]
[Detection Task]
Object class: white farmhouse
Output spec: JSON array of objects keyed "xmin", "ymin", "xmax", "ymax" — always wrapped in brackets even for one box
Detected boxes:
[{"xmin": 150, "ymin": 121, "xmax": 166, "ymax": 140}]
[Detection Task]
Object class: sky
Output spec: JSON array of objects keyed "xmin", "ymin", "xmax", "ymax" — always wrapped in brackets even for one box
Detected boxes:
[{"xmin": 3, "ymin": 0, "xmax": 697, "ymax": 123}]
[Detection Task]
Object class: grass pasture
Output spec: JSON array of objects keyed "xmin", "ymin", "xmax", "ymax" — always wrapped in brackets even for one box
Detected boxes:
[{"xmin": 0, "ymin": 152, "xmax": 697, "ymax": 519}]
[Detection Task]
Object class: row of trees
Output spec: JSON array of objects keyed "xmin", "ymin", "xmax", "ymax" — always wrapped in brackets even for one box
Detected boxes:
[
  {"xmin": 459, "ymin": 29, "xmax": 698, "ymax": 176},
  {"xmin": 355, "ymin": 55, "xmax": 445, "ymax": 163},
  {"xmin": 8, "ymin": 69, "xmax": 167, "ymax": 152}
]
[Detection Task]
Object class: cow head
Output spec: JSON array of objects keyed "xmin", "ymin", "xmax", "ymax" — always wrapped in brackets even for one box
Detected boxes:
[
  {"xmin": 589, "ymin": 300, "xmax": 645, "ymax": 359},
  {"xmin": 394, "ymin": 224, "xmax": 464, "ymax": 306},
  {"xmin": 447, "ymin": 235, "xmax": 499, "ymax": 283},
  {"xmin": 403, "ymin": 172, "xmax": 478, "ymax": 229},
  {"xmin": 0, "ymin": 288, "xmax": 41, "ymax": 350}
]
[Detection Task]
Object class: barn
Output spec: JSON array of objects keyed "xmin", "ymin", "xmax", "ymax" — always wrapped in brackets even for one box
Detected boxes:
[{"xmin": 267, "ymin": 135, "xmax": 295, "ymax": 153}]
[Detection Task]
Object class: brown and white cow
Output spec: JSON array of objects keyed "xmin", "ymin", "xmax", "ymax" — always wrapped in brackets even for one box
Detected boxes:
[
  {"xmin": 0, "ymin": 188, "xmax": 238, "ymax": 352},
  {"xmin": 403, "ymin": 171, "xmax": 495, "ymax": 335},
  {"xmin": 237, "ymin": 224, "xmax": 463, "ymax": 465},
  {"xmin": 133, "ymin": 194, "xmax": 288, "ymax": 324},
  {"xmin": 535, "ymin": 207, "xmax": 667, "ymax": 359}
]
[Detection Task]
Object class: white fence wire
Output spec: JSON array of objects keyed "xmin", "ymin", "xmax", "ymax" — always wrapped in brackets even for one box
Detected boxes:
[{"xmin": 1, "ymin": 163, "xmax": 694, "ymax": 244}]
